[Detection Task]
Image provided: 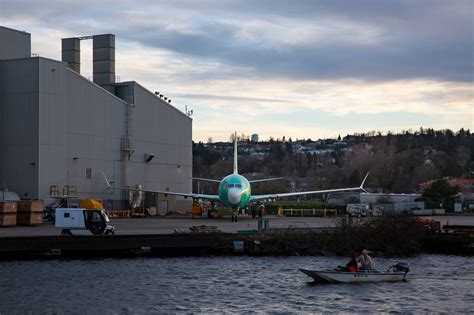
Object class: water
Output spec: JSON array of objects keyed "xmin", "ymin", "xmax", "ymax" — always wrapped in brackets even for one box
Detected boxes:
[{"xmin": 0, "ymin": 255, "xmax": 473, "ymax": 313}]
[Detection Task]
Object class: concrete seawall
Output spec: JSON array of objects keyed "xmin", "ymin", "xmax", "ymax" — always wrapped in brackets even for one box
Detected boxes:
[
  {"xmin": 1, "ymin": 216, "xmax": 473, "ymax": 259},
  {"xmin": 0, "ymin": 234, "xmax": 235, "ymax": 259},
  {"xmin": 1, "ymin": 232, "xmax": 472, "ymax": 259}
]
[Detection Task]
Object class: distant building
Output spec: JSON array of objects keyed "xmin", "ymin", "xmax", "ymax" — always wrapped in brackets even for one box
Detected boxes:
[
  {"xmin": 0, "ymin": 26, "xmax": 192, "ymax": 212},
  {"xmin": 326, "ymin": 192, "xmax": 360, "ymax": 205},
  {"xmin": 360, "ymin": 193, "xmax": 424, "ymax": 213},
  {"xmin": 327, "ymin": 192, "xmax": 424, "ymax": 213},
  {"xmin": 419, "ymin": 178, "xmax": 474, "ymax": 194},
  {"xmin": 359, "ymin": 193, "xmax": 421, "ymax": 204},
  {"xmin": 251, "ymin": 134, "xmax": 259, "ymax": 142}
]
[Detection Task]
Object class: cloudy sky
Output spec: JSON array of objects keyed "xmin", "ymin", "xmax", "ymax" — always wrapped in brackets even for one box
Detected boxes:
[{"xmin": 1, "ymin": 0, "xmax": 472, "ymax": 141}]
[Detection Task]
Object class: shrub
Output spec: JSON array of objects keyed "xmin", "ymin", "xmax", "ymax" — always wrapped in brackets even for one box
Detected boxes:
[{"xmin": 328, "ymin": 214, "xmax": 426, "ymax": 256}]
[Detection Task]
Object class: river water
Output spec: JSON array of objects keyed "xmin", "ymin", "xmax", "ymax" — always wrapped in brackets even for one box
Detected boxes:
[{"xmin": 0, "ymin": 254, "xmax": 472, "ymax": 314}]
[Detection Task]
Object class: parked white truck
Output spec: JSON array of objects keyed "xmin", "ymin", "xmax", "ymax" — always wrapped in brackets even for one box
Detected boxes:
[
  {"xmin": 346, "ymin": 204, "xmax": 370, "ymax": 217},
  {"xmin": 55, "ymin": 199, "xmax": 115, "ymax": 236}
]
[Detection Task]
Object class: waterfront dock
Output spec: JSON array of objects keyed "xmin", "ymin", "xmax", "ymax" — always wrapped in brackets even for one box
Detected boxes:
[{"xmin": 0, "ymin": 216, "xmax": 473, "ymax": 259}]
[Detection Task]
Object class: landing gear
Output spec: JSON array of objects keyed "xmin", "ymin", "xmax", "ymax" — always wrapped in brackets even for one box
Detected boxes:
[{"xmin": 231, "ymin": 209, "xmax": 239, "ymax": 222}]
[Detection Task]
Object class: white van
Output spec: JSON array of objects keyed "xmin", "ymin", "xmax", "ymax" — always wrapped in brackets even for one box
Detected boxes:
[
  {"xmin": 346, "ymin": 204, "xmax": 370, "ymax": 217},
  {"xmin": 55, "ymin": 208, "xmax": 115, "ymax": 236}
]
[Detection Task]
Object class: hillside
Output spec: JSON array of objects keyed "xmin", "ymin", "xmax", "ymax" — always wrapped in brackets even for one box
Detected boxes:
[{"xmin": 193, "ymin": 128, "xmax": 473, "ymax": 195}]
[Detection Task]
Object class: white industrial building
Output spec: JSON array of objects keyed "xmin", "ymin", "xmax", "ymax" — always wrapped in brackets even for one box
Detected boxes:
[{"xmin": 0, "ymin": 26, "xmax": 192, "ymax": 212}]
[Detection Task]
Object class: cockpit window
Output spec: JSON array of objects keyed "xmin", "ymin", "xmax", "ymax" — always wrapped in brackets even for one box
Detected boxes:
[{"xmin": 227, "ymin": 183, "xmax": 243, "ymax": 188}]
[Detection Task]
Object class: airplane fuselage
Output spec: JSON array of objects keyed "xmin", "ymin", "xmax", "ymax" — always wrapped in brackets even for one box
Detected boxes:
[{"xmin": 218, "ymin": 174, "xmax": 251, "ymax": 208}]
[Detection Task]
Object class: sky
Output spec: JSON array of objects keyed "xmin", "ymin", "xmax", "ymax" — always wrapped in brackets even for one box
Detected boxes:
[{"xmin": 1, "ymin": 0, "xmax": 473, "ymax": 142}]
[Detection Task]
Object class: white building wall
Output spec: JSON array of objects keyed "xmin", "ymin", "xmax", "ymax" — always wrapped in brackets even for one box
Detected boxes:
[{"xmin": 360, "ymin": 193, "xmax": 421, "ymax": 204}]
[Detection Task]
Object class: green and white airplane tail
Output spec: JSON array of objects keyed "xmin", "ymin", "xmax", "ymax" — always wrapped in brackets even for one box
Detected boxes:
[
  {"xmin": 233, "ymin": 131, "xmax": 238, "ymax": 174},
  {"xmin": 231, "ymin": 131, "xmax": 282, "ymax": 183}
]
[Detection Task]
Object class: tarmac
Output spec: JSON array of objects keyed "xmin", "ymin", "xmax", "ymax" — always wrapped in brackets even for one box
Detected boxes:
[{"xmin": 0, "ymin": 214, "xmax": 472, "ymax": 237}]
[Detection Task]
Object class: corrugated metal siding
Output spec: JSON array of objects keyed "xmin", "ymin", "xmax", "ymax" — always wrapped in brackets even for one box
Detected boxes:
[
  {"xmin": 0, "ymin": 27, "xmax": 31, "ymax": 60},
  {"xmin": 0, "ymin": 58, "xmax": 39, "ymax": 198},
  {"xmin": 131, "ymin": 83, "xmax": 192, "ymax": 196},
  {"xmin": 38, "ymin": 58, "xmax": 127, "ymax": 200},
  {"xmin": 0, "ymin": 61, "xmax": 3, "ymax": 185},
  {"xmin": 2, "ymin": 57, "xmax": 192, "ymax": 208}
]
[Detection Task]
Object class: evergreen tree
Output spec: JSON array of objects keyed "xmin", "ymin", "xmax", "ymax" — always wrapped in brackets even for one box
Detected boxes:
[{"xmin": 422, "ymin": 179, "xmax": 460, "ymax": 210}]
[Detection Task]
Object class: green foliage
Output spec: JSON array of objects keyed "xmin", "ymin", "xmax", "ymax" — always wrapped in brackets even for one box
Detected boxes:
[
  {"xmin": 417, "ymin": 197, "xmax": 441, "ymax": 209},
  {"xmin": 284, "ymin": 142, "xmax": 293, "ymax": 155},
  {"xmin": 269, "ymin": 143, "xmax": 285, "ymax": 159},
  {"xmin": 422, "ymin": 179, "xmax": 460, "ymax": 199},
  {"xmin": 422, "ymin": 179, "xmax": 460, "ymax": 212},
  {"xmin": 193, "ymin": 128, "xmax": 473, "ymax": 194},
  {"xmin": 193, "ymin": 142, "xmax": 222, "ymax": 167}
]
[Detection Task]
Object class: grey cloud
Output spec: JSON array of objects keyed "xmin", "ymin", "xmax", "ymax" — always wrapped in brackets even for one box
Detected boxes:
[
  {"xmin": 172, "ymin": 93, "xmax": 291, "ymax": 103},
  {"xmin": 123, "ymin": 23, "xmax": 472, "ymax": 82},
  {"xmin": 115, "ymin": 1, "xmax": 473, "ymax": 82},
  {"xmin": 1, "ymin": 0, "xmax": 472, "ymax": 82}
]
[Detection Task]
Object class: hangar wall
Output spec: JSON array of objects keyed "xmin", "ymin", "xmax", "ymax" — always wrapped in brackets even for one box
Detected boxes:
[
  {"xmin": 0, "ymin": 26, "xmax": 30, "ymax": 60},
  {"xmin": 0, "ymin": 26, "xmax": 192, "ymax": 211},
  {"xmin": 0, "ymin": 58, "xmax": 39, "ymax": 198},
  {"xmin": 37, "ymin": 57, "xmax": 128, "ymax": 201}
]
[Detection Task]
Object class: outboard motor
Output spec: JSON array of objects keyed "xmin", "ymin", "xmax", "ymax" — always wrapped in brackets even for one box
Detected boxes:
[{"xmin": 393, "ymin": 262, "xmax": 410, "ymax": 273}]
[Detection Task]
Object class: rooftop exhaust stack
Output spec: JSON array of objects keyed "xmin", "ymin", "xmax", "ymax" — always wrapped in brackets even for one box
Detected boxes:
[
  {"xmin": 61, "ymin": 37, "xmax": 80, "ymax": 73},
  {"xmin": 93, "ymin": 34, "xmax": 115, "ymax": 94}
]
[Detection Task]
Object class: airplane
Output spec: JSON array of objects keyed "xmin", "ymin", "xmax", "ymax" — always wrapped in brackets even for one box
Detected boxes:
[{"xmin": 103, "ymin": 132, "xmax": 369, "ymax": 220}]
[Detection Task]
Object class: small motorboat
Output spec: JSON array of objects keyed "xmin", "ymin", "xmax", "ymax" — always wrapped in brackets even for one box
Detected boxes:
[{"xmin": 300, "ymin": 262, "xmax": 410, "ymax": 283}]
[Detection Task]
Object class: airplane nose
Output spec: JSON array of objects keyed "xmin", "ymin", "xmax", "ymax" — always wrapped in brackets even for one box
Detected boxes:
[{"xmin": 227, "ymin": 188, "xmax": 241, "ymax": 205}]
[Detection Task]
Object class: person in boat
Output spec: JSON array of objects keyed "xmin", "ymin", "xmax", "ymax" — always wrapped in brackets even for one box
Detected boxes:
[
  {"xmin": 346, "ymin": 253, "xmax": 359, "ymax": 272},
  {"xmin": 357, "ymin": 249, "xmax": 375, "ymax": 271}
]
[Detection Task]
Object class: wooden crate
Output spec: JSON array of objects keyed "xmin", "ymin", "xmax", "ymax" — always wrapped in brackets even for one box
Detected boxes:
[
  {"xmin": 0, "ymin": 202, "xmax": 17, "ymax": 214},
  {"xmin": 17, "ymin": 212, "xmax": 43, "ymax": 225},
  {"xmin": 17, "ymin": 200, "xmax": 44, "ymax": 213},
  {"xmin": 0, "ymin": 213, "xmax": 17, "ymax": 226}
]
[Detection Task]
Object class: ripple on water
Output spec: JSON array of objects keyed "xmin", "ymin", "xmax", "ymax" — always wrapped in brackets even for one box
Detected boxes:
[{"xmin": 0, "ymin": 254, "xmax": 472, "ymax": 313}]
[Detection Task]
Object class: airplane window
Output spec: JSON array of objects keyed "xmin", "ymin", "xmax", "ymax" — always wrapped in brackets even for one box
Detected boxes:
[
  {"xmin": 235, "ymin": 184, "xmax": 242, "ymax": 188},
  {"xmin": 227, "ymin": 184, "xmax": 234, "ymax": 188}
]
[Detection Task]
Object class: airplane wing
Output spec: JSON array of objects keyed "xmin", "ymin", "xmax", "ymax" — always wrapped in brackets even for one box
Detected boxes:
[
  {"xmin": 102, "ymin": 173, "xmax": 220, "ymax": 201},
  {"xmin": 192, "ymin": 177, "xmax": 221, "ymax": 183},
  {"xmin": 250, "ymin": 173, "xmax": 369, "ymax": 202},
  {"xmin": 248, "ymin": 177, "xmax": 284, "ymax": 183}
]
